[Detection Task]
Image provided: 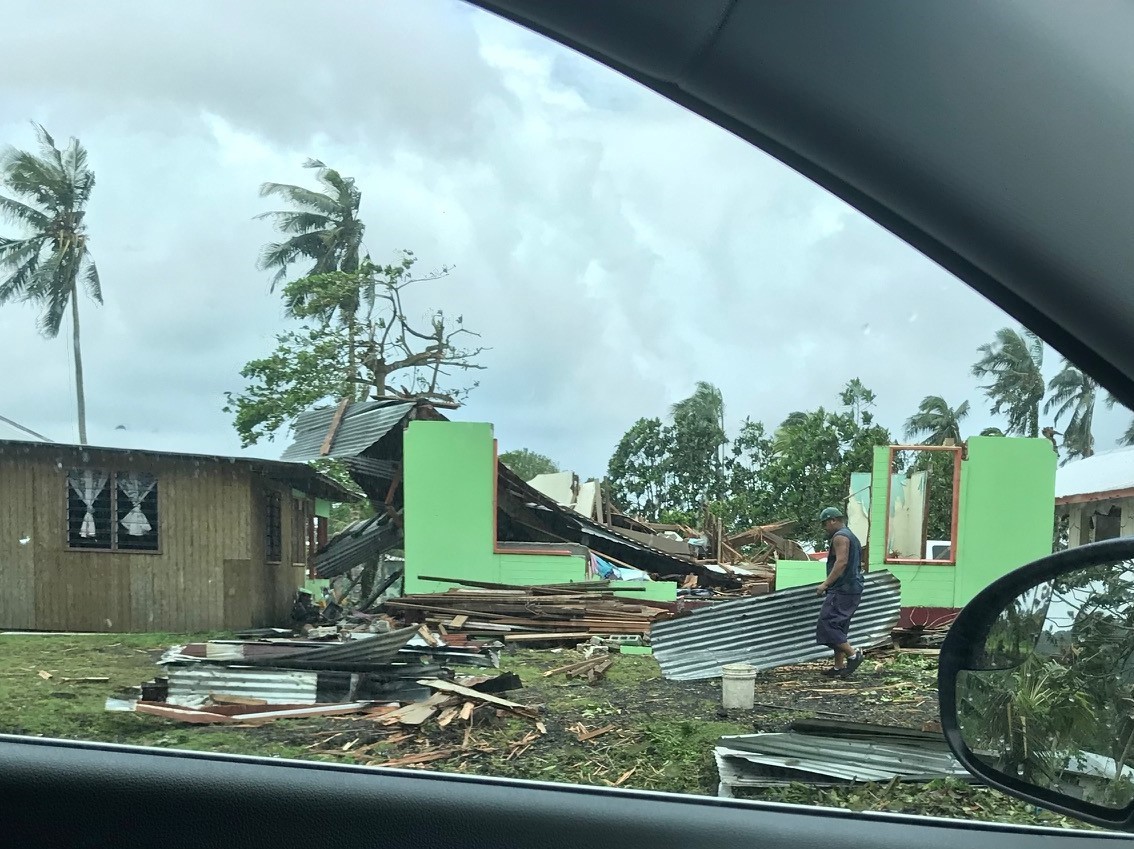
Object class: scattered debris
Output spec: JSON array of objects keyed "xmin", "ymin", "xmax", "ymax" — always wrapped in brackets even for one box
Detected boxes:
[{"xmin": 542, "ymin": 655, "xmax": 615, "ymax": 682}]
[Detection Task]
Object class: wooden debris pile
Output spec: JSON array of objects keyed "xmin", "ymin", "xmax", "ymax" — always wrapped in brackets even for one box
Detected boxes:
[
  {"xmin": 383, "ymin": 577, "xmax": 668, "ymax": 644},
  {"xmin": 543, "ymin": 654, "xmax": 615, "ymax": 684}
]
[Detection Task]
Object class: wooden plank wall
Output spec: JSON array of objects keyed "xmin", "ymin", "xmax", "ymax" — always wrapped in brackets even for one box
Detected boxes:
[{"xmin": 0, "ymin": 450, "xmax": 312, "ymax": 632}]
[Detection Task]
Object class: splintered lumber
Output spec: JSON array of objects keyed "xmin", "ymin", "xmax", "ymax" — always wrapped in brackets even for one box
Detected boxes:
[
  {"xmin": 418, "ymin": 679, "xmax": 540, "ymax": 719},
  {"xmin": 576, "ymin": 723, "xmax": 616, "ymax": 742},
  {"xmin": 568, "ymin": 657, "xmax": 614, "ymax": 683},
  {"xmin": 377, "ymin": 693, "xmax": 453, "ymax": 726},
  {"xmin": 369, "ymin": 748, "xmax": 459, "ymax": 768}
]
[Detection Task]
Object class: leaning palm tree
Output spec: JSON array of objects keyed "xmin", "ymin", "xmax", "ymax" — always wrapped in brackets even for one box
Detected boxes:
[
  {"xmin": 904, "ymin": 395, "xmax": 970, "ymax": 445},
  {"xmin": 1045, "ymin": 359, "xmax": 1098, "ymax": 461},
  {"xmin": 0, "ymin": 124, "xmax": 101, "ymax": 445},
  {"xmin": 971, "ymin": 327, "xmax": 1046, "ymax": 438},
  {"xmin": 256, "ymin": 158, "xmax": 365, "ymax": 304}
]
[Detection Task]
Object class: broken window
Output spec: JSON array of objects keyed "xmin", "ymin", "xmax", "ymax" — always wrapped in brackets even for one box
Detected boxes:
[
  {"xmin": 67, "ymin": 470, "xmax": 159, "ymax": 552},
  {"xmin": 265, "ymin": 491, "xmax": 282, "ymax": 562},
  {"xmin": 885, "ymin": 446, "xmax": 960, "ymax": 565}
]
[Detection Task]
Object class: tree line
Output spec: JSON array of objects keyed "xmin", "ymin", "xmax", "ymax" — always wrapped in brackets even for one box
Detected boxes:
[
  {"xmin": 511, "ymin": 330, "xmax": 1132, "ymax": 548},
  {"xmin": 0, "ymin": 125, "xmax": 1130, "ymax": 488}
]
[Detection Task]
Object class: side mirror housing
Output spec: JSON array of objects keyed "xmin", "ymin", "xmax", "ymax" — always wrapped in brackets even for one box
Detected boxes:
[{"xmin": 940, "ymin": 538, "xmax": 1134, "ymax": 830}]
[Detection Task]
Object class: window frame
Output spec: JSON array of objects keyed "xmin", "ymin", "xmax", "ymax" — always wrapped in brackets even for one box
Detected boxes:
[
  {"xmin": 882, "ymin": 444, "xmax": 962, "ymax": 566},
  {"xmin": 64, "ymin": 468, "xmax": 162, "ymax": 555}
]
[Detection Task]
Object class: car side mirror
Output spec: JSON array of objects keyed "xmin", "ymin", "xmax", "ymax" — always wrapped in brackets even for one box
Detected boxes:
[{"xmin": 940, "ymin": 538, "xmax": 1134, "ymax": 831}]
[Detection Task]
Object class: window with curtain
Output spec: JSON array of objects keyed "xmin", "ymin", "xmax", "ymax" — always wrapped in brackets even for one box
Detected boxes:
[{"xmin": 67, "ymin": 470, "xmax": 160, "ymax": 552}]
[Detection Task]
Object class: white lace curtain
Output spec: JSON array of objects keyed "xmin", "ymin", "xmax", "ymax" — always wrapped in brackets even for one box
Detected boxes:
[
  {"xmin": 118, "ymin": 473, "xmax": 156, "ymax": 536},
  {"xmin": 68, "ymin": 471, "xmax": 108, "ymax": 539}
]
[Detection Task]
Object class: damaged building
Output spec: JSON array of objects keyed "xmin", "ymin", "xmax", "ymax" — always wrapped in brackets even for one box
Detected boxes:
[
  {"xmin": 775, "ymin": 436, "xmax": 1057, "ymax": 628},
  {"xmin": 288, "ymin": 400, "xmax": 755, "ymax": 603}
]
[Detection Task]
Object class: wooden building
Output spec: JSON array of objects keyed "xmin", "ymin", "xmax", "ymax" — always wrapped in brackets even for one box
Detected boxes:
[{"xmin": 0, "ymin": 440, "xmax": 356, "ymax": 632}]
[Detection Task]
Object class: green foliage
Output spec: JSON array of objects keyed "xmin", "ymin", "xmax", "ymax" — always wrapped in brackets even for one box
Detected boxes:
[
  {"xmin": 499, "ymin": 449, "xmax": 560, "ymax": 482},
  {"xmin": 971, "ymin": 327, "xmax": 1046, "ymax": 438},
  {"xmin": 607, "ymin": 417, "xmax": 673, "ymax": 522},
  {"xmin": 759, "ymin": 398, "xmax": 894, "ymax": 547},
  {"xmin": 904, "ymin": 395, "xmax": 970, "ymax": 445},
  {"xmin": 605, "ymin": 381, "xmax": 893, "ymax": 546},
  {"xmin": 224, "ymin": 326, "xmax": 350, "ymax": 447},
  {"xmin": 667, "ymin": 381, "xmax": 728, "ymax": 513},
  {"xmin": 226, "ymin": 254, "xmax": 485, "ymax": 446},
  {"xmin": 1046, "ymin": 359, "xmax": 1097, "ymax": 461}
]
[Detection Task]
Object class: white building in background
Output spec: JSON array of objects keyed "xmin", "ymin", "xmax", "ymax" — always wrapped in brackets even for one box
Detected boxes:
[{"xmin": 1055, "ymin": 446, "xmax": 1134, "ymax": 547}]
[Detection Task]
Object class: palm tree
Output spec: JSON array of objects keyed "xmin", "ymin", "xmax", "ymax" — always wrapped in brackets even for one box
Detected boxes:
[
  {"xmin": 669, "ymin": 382, "xmax": 727, "ymax": 502},
  {"xmin": 1103, "ymin": 392, "xmax": 1134, "ymax": 447},
  {"xmin": 1045, "ymin": 359, "xmax": 1098, "ymax": 461},
  {"xmin": 257, "ymin": 159, "xmax": 365, "ymax": 300},
  {"xmin": 904, "ymin": 395, "xmax": 970, "ymax": 445},
  {"xmin": 0, "ymin": 124, "xmax": 101, "ymax": 445},
  {"xmin": 971, "ymin": 327, "xmax": 1046, "ymax": 438},
  {"xmin": 670, "ymin": 381, "xmax": 726, "ymax": 460}
]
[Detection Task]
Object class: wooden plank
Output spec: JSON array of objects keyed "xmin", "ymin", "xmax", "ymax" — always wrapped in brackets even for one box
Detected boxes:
[
  {"xmin": 449, "ymin": 614, "xmax": 469, "ymax": 628},
  {"xmin": 319, "ymin": 398, "xmax": 351, "ymax": 457},
  {"xmin": 135, "ymin": 702, "xmax": 233, "ymax": 724},
  {"xmin": 577, "ymin": 723, "xmax": 617, "ymax": 742},
  {"xmin": 417, "ymin": 679, "xmax": 539, "ymax": 718},
  {"xmin": 505, "ymin": 632, "xmax": 596, "ymax": 642},
  {"xmin": 459, "ymin": 701, "xmax": 475, "ymax": 721}
]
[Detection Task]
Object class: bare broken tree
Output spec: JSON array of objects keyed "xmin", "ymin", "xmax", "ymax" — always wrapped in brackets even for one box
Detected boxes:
[
  {"xmin": 226, "ymin": 251, "xmax": 487, "ymax": 448},
  {"xmin": 357, "ymin": 255, "xmax": 487, "ymax": 406}
]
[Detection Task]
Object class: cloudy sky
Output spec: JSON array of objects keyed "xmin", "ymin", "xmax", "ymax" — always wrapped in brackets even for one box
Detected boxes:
[{"xmin": 0, "ymin": 0, "xmax": 1125, "ymax": 476}]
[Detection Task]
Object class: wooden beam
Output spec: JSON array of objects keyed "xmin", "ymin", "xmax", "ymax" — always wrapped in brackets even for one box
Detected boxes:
[{"xmin": 319, "ymin": 398, "xmax": 351, "ymax": 457}]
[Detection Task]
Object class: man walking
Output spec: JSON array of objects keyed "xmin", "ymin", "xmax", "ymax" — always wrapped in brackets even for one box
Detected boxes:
[{"xmin": 815, "ymin": 507, "xmax": 865, "ymax": 678}]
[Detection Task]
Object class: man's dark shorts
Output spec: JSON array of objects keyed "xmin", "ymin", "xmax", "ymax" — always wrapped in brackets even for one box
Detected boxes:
[{"xmin": 816, "ymin": 591, "xmax": 862, "ymax": 647}]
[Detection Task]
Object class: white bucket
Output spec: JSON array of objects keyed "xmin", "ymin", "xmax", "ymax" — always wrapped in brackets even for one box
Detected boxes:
[{"xmin": 720, "ymin": 662, "xmax": 757, "ymax": 710}]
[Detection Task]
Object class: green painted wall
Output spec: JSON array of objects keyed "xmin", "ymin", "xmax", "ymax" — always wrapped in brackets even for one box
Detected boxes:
[
  {"xmin": 402, "ymin": 421, "xmax": 675, "ymax": 601},
  {"xmin": 864, "ymin": 437, "xmax": 1055, "ymax": 609},
  {"xmin": 775, "ymin": 559, "xmax": 824, "ymax": 590},
  {"xmin": 953, "ymin": 436, "xmax": 1056, "ymax": 606},
  {"xmin": 315, "ymin": 499, "xmax": 332, "ymax": 519}
]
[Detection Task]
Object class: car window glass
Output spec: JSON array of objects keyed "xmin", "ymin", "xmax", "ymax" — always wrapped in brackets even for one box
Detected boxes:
[{"xmin": 0, "ymin": 1, "xmax": 1123, "ymax": 831}]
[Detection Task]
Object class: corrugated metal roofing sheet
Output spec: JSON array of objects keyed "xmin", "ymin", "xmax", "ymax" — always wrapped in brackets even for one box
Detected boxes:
[
  {"xmin": 166, "ymin": 667, "xmax": 318, "ymax": 706},
  {"xmin": 715, "ymin": 731, "xmax": 971, "ymax": 789},
  {"xmin": 650, "ymin": 571, "xmax": 902, "ymax": 680},
  {"xmin": 313, "ymin": 515, "xmax": 401, "ymax": 578},
  {"xmin": 281, "ymin": 400, "xmax": 415, "ymax": 462}
]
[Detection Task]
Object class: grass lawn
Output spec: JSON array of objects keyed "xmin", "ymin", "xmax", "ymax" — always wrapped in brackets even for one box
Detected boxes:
[{"xmin": 0, "ymin": 633, "xmax": 1088, "ymax": 829}]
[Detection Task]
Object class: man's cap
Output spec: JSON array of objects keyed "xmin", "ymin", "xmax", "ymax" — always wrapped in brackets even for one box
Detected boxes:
[{"xmin": 818, "ymin": 506, "xmax": 844, "ymax": 522}]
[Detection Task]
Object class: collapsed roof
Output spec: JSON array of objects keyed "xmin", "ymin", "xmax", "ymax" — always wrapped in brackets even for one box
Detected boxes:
[{"xmin": 286, "ymin": 400, "xmax": 740, "ymax": 587}]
